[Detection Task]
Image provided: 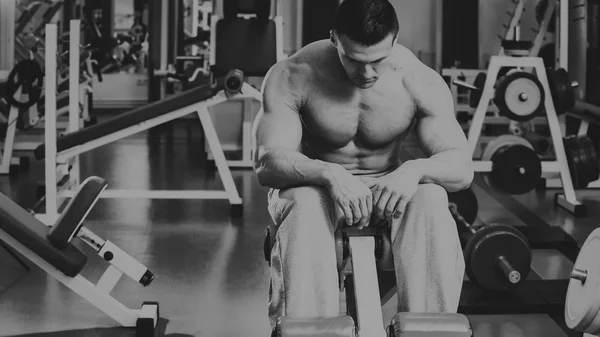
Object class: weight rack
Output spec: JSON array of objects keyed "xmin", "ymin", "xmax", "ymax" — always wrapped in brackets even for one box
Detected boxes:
[{"xmin": 389, "ymin": 145, "xmax": 583, "ymax": 336}]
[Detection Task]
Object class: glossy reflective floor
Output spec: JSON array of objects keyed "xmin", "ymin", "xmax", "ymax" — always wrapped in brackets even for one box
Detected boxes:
[{"xmin": 0, "ymin": 115, "xmax": 598, "ymax": 337}]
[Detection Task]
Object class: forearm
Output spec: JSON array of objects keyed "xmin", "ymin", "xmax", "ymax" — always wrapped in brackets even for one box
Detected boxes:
[
  {"xmin": 407, "ymin": 149, "xmax": 473, "ymax": 192},
  {"xmin": 254, "ymin": 147, "xmax": 334, "ymax": 189}
]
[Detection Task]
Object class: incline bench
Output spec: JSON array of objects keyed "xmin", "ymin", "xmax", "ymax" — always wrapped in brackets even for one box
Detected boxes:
[{"xmin": 0, "ymin": 176, "xmax": 159, "ymax": 337}]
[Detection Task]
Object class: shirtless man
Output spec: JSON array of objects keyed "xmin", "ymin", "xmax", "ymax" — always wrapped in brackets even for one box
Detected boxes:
[{"xmin": 252, "ymin": 0, "xmax": 473, "ymax": 328}]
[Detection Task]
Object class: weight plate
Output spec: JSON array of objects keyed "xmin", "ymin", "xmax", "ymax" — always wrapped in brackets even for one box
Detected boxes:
[
  {"xmin": 565, "ymin": 136, "xmax": 584, "ymax": 188},
  {"xmin": 495, "ymin": 72, "xmax": 545, "ymax": 122},
  {"xmin": 482, "ymin": 136, "xmax": 541, "ymax": 195},
  {"xmin": 464, "ymin": 223, "xmax": 531, "ymax": 291},
  {"xmin": 6, "ymin": 59, "xmax": 44, "ymax": 109},
  {"xmin": 491, "ymin": 145, "xmax": 542, "ymax": 194},
  {"xmin": 482, "ymin": 135, "xmax": 533, "ymax": 160},
  {"xmin": 469, "ymin": 72, "xmax": 486, "ymax": 108},
  {"xmin": 547, "ymin": 68, "xmax": 575, "ymax": 115},
  {"xmin": 564, "ymin": 135, "xmax": 592, "ymax": 189},
  {"xmin": 580, "ymin": 135, "xmax": 600, "ymax": 185},
  {"xmin": 448, "ymin": 188, "xmax": 479, "ymax": 225},
  {"xmin": 565, "ymin": 228, "xmax": 600, "ymax": 334}
]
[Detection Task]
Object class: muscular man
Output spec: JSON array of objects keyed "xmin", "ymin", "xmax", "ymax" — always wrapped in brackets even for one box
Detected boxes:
[{"xmin": 252, "ymin": 0, "xmax": 473, "ymax": 328}]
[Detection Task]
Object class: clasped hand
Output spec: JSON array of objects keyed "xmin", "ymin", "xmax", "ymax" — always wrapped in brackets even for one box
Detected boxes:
[{"xmin": 326, "ymin": 163, "xmax": 421, "ymax": 229}]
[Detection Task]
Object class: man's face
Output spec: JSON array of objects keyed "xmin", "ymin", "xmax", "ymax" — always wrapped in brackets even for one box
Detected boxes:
[{"xmin": 332, "ymin": 32, "xmax": 396, "ymax": 89}]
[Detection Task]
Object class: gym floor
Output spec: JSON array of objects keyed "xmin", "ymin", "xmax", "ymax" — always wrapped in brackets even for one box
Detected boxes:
[{"xmin": 0, "ymin": 114, "xmax": 597, "ymax": 337}]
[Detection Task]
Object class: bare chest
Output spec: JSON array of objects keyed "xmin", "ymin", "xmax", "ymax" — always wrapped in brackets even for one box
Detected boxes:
[{"xmin": 301, "ymin": 83, "xmax": 415, "ymax": 149}]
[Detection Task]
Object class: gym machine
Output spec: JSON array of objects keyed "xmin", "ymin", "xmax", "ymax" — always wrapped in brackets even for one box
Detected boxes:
[
  {"xmin": 0, "ymin": 4, "xmax": 97, "ymax": 176},
  {"xmin": 263, "ymin": 222, "xmax": 472, "ymax": 337},
  {"xmin": 33, "ymin": 21, "xmax": 254, "ymax": 226},
  {"xmin": 450, "ymin": 1, "xmax": 600, "ymax": 216},
  {"xmin": 0, "ymin": 175, "xmax": 159, "ymax": 337}
]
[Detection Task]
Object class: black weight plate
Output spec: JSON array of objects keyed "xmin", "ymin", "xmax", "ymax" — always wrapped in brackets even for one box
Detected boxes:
[
  {"xmin": 501, "ymin": 40, "xmax": 533, "ymax": 51},
  {"xmin": 547, "ymin": 68, "xmax": 575, "ymax": 115},
  {"xmin": 463, "ymin": 223, "xmax": 531, "ymax": 292},
  {"xmin": 564, "ymin": 135, "xmax": 586, "ymax": 188},
  {"xmin": 497, "ymin": 67, "xmax": 516, "ymax": 78},
  {"xmin": 6, "ymin": 59, "xmax": 44, "ymax": 109},
  {"xmin": 579, "ymin": 135, "xmax": 600, "ymax": 186},
  {"xmin": 447, "ymin": 188, "xmax": 479, "ymax": 225},
  {"xmin": 469, "ymin": 72, "xmax": 486, "ymax": 108},
  {"xmin": 555, "ymin": 68, "xmax": 575, "ymax": 110},
  {"xmin": 490, "ymin": 144, "xmax": 542, "ymax": 194}
]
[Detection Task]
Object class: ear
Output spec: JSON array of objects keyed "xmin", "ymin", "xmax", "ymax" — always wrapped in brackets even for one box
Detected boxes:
[{"xmin": 329, "ymin": 30, "xmax": 337, "ymax": 46}]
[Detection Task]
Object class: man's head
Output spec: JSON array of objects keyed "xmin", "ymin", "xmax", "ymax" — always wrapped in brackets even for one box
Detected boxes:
[{"xmin": 330, "ymin": 0, "xmax": 399, "ymax": 89}]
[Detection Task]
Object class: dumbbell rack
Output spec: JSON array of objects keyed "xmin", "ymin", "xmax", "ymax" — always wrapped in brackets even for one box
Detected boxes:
[{"xmin": 468, "ymin": 55, "xmax": 584, "ymax": 215}]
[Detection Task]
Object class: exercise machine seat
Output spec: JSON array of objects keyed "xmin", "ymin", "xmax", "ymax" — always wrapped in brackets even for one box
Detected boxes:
[
  {"xmin": 213, "ymin": 19, "xmax": 277, "ymax": 77},
  {"xmin": 264, "ymin": 221, "xmax": 395, "ymax": 271},
  {"xmin": 49, "ymin": 176, "xmax": 107, "ymax": 249},
  {"xmin": 213, "ymin": 0, "xmax": 277, "ymax": 77},
  {"xmin": 34, "ymin": 83, "xmax": 224, "ymax": 160},
  {"xmin": 0, "ymin": 192, "xmax": 87, "ymax": 277}
]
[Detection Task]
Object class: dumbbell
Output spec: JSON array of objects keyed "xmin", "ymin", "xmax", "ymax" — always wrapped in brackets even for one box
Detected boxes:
[{"xmin": 448, "ymin": 188, "xmax": 531, "ymax": 291}]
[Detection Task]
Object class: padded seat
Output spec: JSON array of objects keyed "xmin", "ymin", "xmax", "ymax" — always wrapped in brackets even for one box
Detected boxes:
[
  {"xmin": 213, "ymin": 19, "xmax": 277, "ymax": 77},
  {"xmin": 0, "ymin": 192, "xmax": 87, "ymax": 277},
  {"xmin": 34, "ymin": 83, "xmax": 223, "ymax": 160}
]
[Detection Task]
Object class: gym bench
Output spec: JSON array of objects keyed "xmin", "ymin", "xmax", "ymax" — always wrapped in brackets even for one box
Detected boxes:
[
  {"xmin": 264, "ymin": 223, "xmax": 472, "ymax": 337},
  {"xmin": 0, "ymin": 176, "xmax": 159, "ymax": 337}
]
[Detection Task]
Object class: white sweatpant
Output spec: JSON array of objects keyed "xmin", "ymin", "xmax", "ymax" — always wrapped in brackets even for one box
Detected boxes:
[{"xmin": 266, "ymin": 176, "xmax": 465, "ymax": 329}]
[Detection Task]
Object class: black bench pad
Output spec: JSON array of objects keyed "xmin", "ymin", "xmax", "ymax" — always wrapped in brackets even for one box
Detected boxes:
[
  {"xmin": 34, "ymin": 83, "xmax": 222, "ymax": 160},
  {"xmin": 0, "ymin": 192, "xmax": 87, "ymax": 277}
]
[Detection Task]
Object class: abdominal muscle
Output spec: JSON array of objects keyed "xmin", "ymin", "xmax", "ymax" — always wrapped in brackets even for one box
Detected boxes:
[{"xmin": 310, "ymin": 141, "xmax": 403, "ymax": 176}]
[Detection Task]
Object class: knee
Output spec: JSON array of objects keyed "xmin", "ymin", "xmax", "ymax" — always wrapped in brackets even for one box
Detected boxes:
[
  {"xmin": 409, "ymin": 184, "xmax": 448, "ymax": 211},
  {"xmin": 278, "ymin": 186, "xmax": 333, "ymax": 212},
  {"xmin": 275, "ymin": 186, "xmax": 336, "ymax": 235}
]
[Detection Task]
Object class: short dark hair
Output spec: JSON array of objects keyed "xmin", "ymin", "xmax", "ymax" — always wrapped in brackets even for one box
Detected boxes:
[{"xmin": 332, "ymin": 0, "xmax": 399, "ymax": 46}]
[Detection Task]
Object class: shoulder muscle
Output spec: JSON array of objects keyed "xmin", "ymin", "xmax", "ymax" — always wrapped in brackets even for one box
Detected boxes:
[{"xmin": 401, "ymin": 59, "xmax": 453, "ymax": 117}]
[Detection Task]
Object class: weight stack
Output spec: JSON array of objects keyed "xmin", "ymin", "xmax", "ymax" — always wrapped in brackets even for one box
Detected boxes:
[{"xmin": 442, "ymin": 0, "xmax": 478, "ymax": 69}]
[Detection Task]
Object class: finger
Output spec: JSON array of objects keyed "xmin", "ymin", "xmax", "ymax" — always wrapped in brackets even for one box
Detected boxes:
[
  {"xmin": 376, "ymin": 189, "xmax": 392, "ymax": 218},
  {"xmin": 371, "ymin": 187, "xmax": 382, "ymax": 214},
  {"xmin": 393, "ymin": 198, "xmax": 410, "ymax": 220},
  {"xmin": 358, "ymin": 198, "xmax": 370, "ymax": 229},
  {"xmin": 341, "ymin": 203, "xmax": 353, "ymax": 226},
  {"xmin": 351, "ymin": 198, "xmax": 362, "ymax": 225},
  {"xmin": 385, "ymin": 193, "xmax": 401, "ymax": 218},
  {"xmin": 366, "ymin": 193, "xmax": 373, "ymax": 221},
  {"xmin": 385, "ymin": 193, "xmax": 403, "ymax": 219}
]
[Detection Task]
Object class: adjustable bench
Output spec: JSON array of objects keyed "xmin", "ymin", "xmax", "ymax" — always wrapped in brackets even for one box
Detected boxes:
[
  {"xmin": 0, "ymin": 176, "xmax": 159, "ymax": 337},
  {"xmin": 33, "ymin": 23, "xmax": 246, "ymax": 226}
]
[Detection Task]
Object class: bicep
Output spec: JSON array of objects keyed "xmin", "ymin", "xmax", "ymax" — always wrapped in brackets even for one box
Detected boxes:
[
  {"xmin": 253, "ymin": 103, "xmax": 303, "ymax": 153},
  {"xmin": 252, "ymin": 67, "xmax": 304, "ymax": 157}
]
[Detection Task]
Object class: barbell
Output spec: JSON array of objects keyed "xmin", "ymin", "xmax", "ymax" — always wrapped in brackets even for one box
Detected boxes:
[
  {"xmin": 454, "ymin": 68, "xmax": 577, "ymax": 118},
  {"xmin": 448, "ymin": 188, "xmax": 531, "ymax": 291}
]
